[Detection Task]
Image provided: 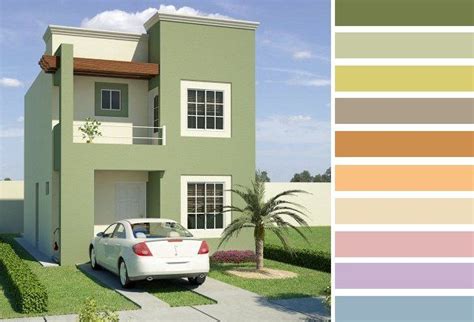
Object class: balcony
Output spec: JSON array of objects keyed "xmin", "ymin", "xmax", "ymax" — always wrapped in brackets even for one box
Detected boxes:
[{"xmin": 73, "ymin": 121, "xmax": 166, "ymax": 145}]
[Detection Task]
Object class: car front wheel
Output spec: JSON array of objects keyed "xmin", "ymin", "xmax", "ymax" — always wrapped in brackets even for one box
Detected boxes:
[
  {"xmin": 188, "ymin": 273, "xmax": 206, "ymax": 286},
  {"xmin": 90, "ymin": 247, "xmax": 100, "ymax": 270},
  {"xmin": 119, "ymin": 260, "xmax": 133, "ymax": 288}
]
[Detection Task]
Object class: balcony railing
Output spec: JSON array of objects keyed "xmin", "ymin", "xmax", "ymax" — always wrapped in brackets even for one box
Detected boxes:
[{"xmin": 73, "ymin": 121, "xmax": 166, "ymax": 145}]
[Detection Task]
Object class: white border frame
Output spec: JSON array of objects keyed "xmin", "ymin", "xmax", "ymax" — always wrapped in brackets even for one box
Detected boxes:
[
  {"xmin": 180, "ymin": 175, "xmax": 232, "ymax": 238},
  {"xmin": 180, "ymin": 80, "xmax": 231, "ymax": 138}
]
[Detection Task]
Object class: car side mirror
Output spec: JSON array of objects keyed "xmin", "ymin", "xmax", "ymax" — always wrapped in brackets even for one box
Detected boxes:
[{"xmin": 96, "ymin": 232, "xmax": 104, "ymax": 237}]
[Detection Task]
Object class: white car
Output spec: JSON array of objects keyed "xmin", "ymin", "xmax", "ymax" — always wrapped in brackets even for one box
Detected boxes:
[{"xmin": 89, "ymin": 218, "xmax": 210, "ymax": 288}]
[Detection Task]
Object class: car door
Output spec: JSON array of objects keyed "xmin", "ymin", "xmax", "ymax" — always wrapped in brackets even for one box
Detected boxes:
[
  {"xmin": 96, "ymin": 224, "xmax": 117, "ymax": 270},
  {"xmin": 107, "ymin": 223, "xmax": 127, "ymax": 274}
]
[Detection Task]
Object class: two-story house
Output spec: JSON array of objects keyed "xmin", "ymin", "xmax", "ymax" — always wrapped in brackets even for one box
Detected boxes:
[{"xmin": 24, "ymin": 12, "xmax": 258, "ymax": 265}]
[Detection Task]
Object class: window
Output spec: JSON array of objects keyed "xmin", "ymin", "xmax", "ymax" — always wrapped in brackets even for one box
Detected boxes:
[
  {"xmin": 181, "ymin": 81, "xmax": 231, "ymax": 138},
  {"xmin": 45, "ymin": 182, "xmax": 49, "ymax": 195},
  {"xmin": 101, "ymin": 89, "xmax": 121, "ymax": 110},
  {"xmin": 187, "ymin": 90, "xmax": 224, "ymax": 130},
  {"xmin": 112, "ymin": 224, "xmax": 126, "ymax": 239},
  {"xmin": 187, "ymin": 183, "xmax": 224, "ymax": 230},
  {"xmin": 102, "ymin": 224, "xmax": 117, "ymax": 238},
  {"xmin": 95, "ymin": 82, "xmax": 128, "ymax": 117},
  {"xmin": 153, "ymin": 94, "xmax": 160, "ymax": 133}
]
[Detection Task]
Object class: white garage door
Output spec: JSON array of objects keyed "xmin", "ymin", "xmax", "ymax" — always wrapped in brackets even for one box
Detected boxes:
[{"xmin": 115, "ymin": 182, "xmax": 146, "ymax": 221}]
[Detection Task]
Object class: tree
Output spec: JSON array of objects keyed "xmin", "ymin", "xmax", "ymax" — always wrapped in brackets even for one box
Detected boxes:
[
  {"xmin": 255, "ymin": 170, "xmax": 270, "ymax": 182},
  {"xmin": 290, "ymin": 170, "xmax": 313, "ymax": 182},
  {"xmin": 218, "ymin": 178, "xmax": 309, "ymax": 270},
  {"xmin": 321, "ymin": 167, "xmax": 331, "ymax": 182},
  {"xmin": 78, "ymin": 117, "xmax": 102, "ymax": 143},
  {"xmin": 3, "ymin": 178, "xmax": 11, "ymax": 181},
  {"xmin": 313, "ymin": 167, "xmax": 331, "ymax": 182}
]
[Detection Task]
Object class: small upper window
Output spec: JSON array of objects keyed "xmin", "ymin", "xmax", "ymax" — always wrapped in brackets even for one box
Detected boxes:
[
  {"xmin": 187, "ymin": 89, "xmax": 224, "ymax": 130},
  {"xmin": 101, "ymin": 89, "xmax": 121, "ymax": 111}
]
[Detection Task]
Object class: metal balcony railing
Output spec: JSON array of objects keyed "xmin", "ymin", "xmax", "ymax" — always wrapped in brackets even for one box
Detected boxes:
[{"xmin": 73, "ymin": 122, "xmax": 166, "ymax": 145}]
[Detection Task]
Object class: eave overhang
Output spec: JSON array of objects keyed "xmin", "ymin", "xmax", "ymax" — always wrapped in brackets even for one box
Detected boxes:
[{"xmin": 39, "ymin": 55, "xmax": 159, "ymax": 79}]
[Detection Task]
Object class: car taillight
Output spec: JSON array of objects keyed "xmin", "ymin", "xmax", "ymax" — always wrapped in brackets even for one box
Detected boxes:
[
  {"xmin": 198, "ymin": 240, "xmax": 209, "ymax": 254},
  {"xmin": 133, "ymin": 242, "xmax": 152, "ymax": 256}
]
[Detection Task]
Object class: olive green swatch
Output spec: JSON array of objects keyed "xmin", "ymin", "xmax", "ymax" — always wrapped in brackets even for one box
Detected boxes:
[{"xmin": 336, "ymin": 0, "xmax": 474, "ymax": 26}]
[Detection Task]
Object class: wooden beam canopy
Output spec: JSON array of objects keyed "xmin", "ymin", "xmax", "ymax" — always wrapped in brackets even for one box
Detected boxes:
[{"xmin": 39, "ymin": 55, "xmax": 159, "ymax": 79}]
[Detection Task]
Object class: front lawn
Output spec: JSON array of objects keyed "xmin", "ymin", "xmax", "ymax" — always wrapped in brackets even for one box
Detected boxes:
[
  {"xmin": 209, "ymin": 259, "xmax": 330, "ymax": 299},
  {"xmin": 0, "ymin": 236, "xmax": 137, "ymax": 319},
  {"xmin": 265, "ymin": 226, "xmax": 331, "ymax": 253}
]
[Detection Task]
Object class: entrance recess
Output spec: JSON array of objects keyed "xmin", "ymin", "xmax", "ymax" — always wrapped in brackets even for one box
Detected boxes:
[{"xmin": 115, "ymin": 182, "xmax": 146, "ymax": 220}]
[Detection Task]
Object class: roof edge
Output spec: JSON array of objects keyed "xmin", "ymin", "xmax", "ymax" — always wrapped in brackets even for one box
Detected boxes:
[
  {"xmin": 43, "ymin": 25, "xmax": 147, "ymax": 43},
  {"xmin": 144, "ymin": 12, "xmax": 260, "ymax": 31}
]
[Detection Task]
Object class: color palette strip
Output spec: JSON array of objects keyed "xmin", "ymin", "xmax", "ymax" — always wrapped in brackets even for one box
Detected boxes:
[
  {"xmin": 335, "ymin": 98, "xmax": 474, "ymax": 124},
  {"xmin": 336, "ymin": 232, "xmax": 474, "ymax": 257},
  {"xmin": 334, "ymin": 0, "xmax": 474, "ymax": 319},
  {"xmin": 335, "ymin": 198, "xmax": 474, "ymax": 225},
  {"xmin": 336, "ymin": 263, "xmax": 474, "ymax": 289},
  {"xmin": 336, "ymin": 297, "xmax": 474, "ymax": 322}
]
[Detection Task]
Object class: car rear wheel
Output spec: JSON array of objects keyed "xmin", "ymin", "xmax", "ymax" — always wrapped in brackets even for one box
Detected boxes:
[
  {"xmin": 188, "ymin": 274, "xmax": 206, "ymax": 286},
  {"xmin": 90, "ymin": 247, "xmax": 100, "ymax": 270},
  {"xmin": 119, "ymin": 260, "xmax": 133, "ymax": 288}
]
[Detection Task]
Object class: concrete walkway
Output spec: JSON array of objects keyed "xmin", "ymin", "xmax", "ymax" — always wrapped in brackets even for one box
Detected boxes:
[{"xmin": 14, "ymin": 238, "xmax": 58, "ymax": 267}]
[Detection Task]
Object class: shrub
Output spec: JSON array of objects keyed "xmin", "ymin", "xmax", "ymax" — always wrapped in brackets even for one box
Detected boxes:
[
  {"xmin": 0, "ymin": 239, "xmax": 48, "ymax": 313},
  {"xmin": 210, "ymin": 250, "xmax": 256, "ymax": 264},
  {"xmin": 79, "ymin": 298, "xmax": 119, "ymax": 322},
  {"xmin": 322, "ymin": 285, "xmax": 331, "ymax": 308},
  {"xmin": 264, "ymin": 245, "xmax": 331, "ymax": 273}
]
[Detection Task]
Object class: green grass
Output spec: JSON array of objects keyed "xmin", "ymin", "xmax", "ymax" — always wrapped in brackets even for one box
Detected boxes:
[
  {"xmin": 265, "ymin": 226, "xmax": 331, "ymax": 253},
  {"xmin": 0, "ymin": 236, "xmax": 138, "ymax": 319},
  {"xmin": 209, "ymin": 259, "xmax": 330, "ymax": 299},
  {"xmin": 138, "ymin": 280, "xmax": 216, "ymax": 307}
]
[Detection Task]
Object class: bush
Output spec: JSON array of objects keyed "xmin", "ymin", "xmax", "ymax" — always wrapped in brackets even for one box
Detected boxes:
[
  {"xmin": 210, "ymin": 250, "xmax": 256, "ymax": 264},
  {"xmin": 264, "ymin": 245, "xmax": 331, "ymax": 273},
  {"xmin": 0, "ymin": 239, "xmax": 48, "ymax": 313},
  {"xmin": 79, "ymin": 298, "xmax": 119, "ymax": 322}
]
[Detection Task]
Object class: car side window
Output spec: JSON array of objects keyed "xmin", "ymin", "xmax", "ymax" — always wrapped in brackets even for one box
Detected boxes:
[
  {"xmin": 102, "ymin": 224, "xmax": 117, "ymax": 238},
  {"xmin": 113, "ymin": 224, "xmax": 126, "ymax": 239}
]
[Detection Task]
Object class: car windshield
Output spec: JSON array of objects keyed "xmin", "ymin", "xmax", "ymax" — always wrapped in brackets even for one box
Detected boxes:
[{"xmin": 131, "ymin": 222, "xmax": 193, "ymax": 239}]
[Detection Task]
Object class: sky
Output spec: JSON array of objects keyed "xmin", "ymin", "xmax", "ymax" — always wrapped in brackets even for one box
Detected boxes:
[{"xmin": 0, "ymin": 0, "xmax": 330, "ymax": 182}]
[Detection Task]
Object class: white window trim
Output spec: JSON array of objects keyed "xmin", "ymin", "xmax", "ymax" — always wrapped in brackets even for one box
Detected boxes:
[
  {"xmin": 180, "ymin": 80, "xmax": 231, "ymax": 138},
  {"xmin": 101, "ymin": 89, "xmax": 122, "ymax": 111},
  {"xmin": 180, "ymin": 175, "xmax": 232, "ymax": 238}
]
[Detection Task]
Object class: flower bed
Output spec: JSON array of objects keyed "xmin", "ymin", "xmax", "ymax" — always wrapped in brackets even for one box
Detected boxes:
[{"xmin": 210, "ymin": 250, "xmax": 256, "ymax": 264}]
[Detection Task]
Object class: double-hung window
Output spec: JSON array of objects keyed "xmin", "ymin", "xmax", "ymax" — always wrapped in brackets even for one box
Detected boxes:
[
  {"xmin": 187, "ymin": 90, "xmax": 224, "ymax": 130},
  {"xmin": 180, "ymin": 81, "xmax": 231, "ymax": 138},
  {"xmin": 101, "ymin": 89, "xmax": 121, "ymax": 111},
  {"xmin": 187, "ymin": 183, "xmax": 224, "ymax": 230}
]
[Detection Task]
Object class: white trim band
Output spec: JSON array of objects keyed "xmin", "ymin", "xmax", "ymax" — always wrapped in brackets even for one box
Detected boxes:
[{"xmin": 145, "ymin": 12, "xmax": 259, "ymax": 31}]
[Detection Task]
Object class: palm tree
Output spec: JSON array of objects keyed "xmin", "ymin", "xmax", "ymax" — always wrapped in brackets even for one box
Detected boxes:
[{"xmin": 218, "ymin": 179, "xmax": 309, "ymax": 270}]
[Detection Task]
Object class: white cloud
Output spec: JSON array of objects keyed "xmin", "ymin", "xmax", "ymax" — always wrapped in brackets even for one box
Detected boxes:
[
  {"xmin": 0, "ymin": 77, "xmax": 23, "ymax": 88},
  {"xmin": 257, "ymin": 114, "xmax": 330, "ymax": 145},
  {"xmin": 16, "ymin": 116, "xmax": 24, "ymax": 123},
  {"xmin": 293, "ymin": 50, "xmax": 313, "ymax": 60},
  {"xmin": 261, "ymin": 30, "xmax": 329, "ymax": 62},
  {"xmin": 260, "ymin": 67, "xmax": 330, "ymax": 88},
  {"xmin": 287, "ymin": 78, "xmax": 331, "ymax": 87},
  {"xmin": 0, "ymin": 127, "xmax": 23, "ymax": 138},
  {"xmin": 80, "ymin": 6, "xmax": 231, "ymax": 33}
]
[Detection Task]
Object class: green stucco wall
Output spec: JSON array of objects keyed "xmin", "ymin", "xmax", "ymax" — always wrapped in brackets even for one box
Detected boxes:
[
  {"xmin": 40, "ymin": 21, "xmax": 256, "ymax": 265},
  {"xmin": 24, "ymin": 72, "xmax": 54, "ymax": 255}
]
